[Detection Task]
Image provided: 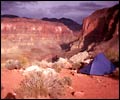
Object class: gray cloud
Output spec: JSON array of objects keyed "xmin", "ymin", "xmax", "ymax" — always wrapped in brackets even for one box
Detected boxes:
[
  {"xmin": 49, "ymin": 2, "xmax": 105, "ymax": 19},
  {"xmin": 1, "ymin": 1, "xmax": 18, "ymax": 11},
  {"xmin": 1, "ymin": 1, "xmax": 119, "ymax": 24},
  {"xmin": 79, "ymin": 2, "xmax": 105, "ymax": 8}
]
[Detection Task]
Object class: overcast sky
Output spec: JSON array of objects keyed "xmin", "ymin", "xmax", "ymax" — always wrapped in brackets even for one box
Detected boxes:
[{"xmin": 1, "ymin": 1, "xmax": 119, "ymax": 24}]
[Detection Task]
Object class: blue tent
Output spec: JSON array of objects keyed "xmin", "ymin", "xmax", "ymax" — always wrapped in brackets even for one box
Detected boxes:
[{"xmin": 79, "ymin": 53, "xmax": 116, "ymax": 75}]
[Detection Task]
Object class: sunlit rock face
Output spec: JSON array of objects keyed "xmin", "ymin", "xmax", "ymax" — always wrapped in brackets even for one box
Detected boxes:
[
  {"xmin": 1, "ymin": 17, "xmax": 82, "ymax": 62},
  {"xmin": 79, "ymin": 4, "xmax": 119, "ymax": 59},
  {"xmin": 1, "ymin": 17, "xmax": 78, "ymax": 43}
]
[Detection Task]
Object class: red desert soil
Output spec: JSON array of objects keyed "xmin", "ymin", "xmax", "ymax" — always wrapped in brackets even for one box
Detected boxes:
[
  {"xmin": 59, "ymin": 69, "xmax": 119, "ymax": 99},
  {"xmin": 1, "ymin": 68, "xmax": 119, "ymax": 99},
  {"xmin": 1, "ymin": 68, "xmax": 24, "ymax": 99}
]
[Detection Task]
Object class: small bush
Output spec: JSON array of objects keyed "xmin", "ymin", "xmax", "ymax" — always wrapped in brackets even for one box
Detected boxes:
[
  {"xmin": 48, "ymin": 78, "xmax": 66, "ymax": 99},
  {"xmin": 15, "ymin": 72, "xmax": 48, "ymax": 99},
  {"xmin": 62, "ymin": 76, "xmax": 72, "ymax": 86},
  {"xmin": 18, "ymin": 55, "xmax": 30, "ymax": 69},
  {"xmin": 15, "ymin": 70, "xmax": 70, "ymax": 99},
  {"xmin": 5, "ymin": 59, "xmax": 22, "ymax": 70},
  {"xmin": 108, "ymin": 68, "xmax": 119, "ymax": 80},
  {"xmin": 52, "ymin": 63, "xmax": 62, "ymax": 73},
  {"xmin": 105, "ymin": 49, "xmax": 119, "ymax": 62},
  {"xmin": 71, "ymin": 62, "xmax": 82, "ymax": 70}
]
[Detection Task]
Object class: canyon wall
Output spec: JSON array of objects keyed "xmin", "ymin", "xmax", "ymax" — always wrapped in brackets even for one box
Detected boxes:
[
  {"xmin": 79, "ymin": 4, "xmax": 119, "ymax": 60},
  {"xmin": 1, "ymin": 17, "xmax": 79, "ymax": 44}
]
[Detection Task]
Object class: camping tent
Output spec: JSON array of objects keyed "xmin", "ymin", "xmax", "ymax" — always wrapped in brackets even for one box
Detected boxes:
[{"xmin": 79, "ymin": 53, "xmax": 116, "ymax": 75}]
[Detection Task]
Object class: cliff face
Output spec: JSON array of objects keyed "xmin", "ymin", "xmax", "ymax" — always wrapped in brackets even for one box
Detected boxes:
[
  {"xmin": 1, "ymin": 17, "xmax": 81, "ymax": 61},
  {"xmin": 1, "ymin": 17, "xmax": 78, "ymax": 43},
  {"xmin": 79, "ymin": 4, "xmax": 119, "ymax": 60}
]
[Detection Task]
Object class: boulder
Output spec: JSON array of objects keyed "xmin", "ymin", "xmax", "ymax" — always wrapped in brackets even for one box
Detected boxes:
[{"xmin": 69, "ymin": 51, "xmax": 89, "ymax": 64}]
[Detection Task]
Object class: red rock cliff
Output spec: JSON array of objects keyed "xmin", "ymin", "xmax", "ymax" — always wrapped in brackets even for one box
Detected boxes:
[
  {"xmin": 79, "ymin": 4, "xmax": 119, "ymax": 59},
  {"xmin": 1, "ymin": 17, "xmax": 77, "ymax": 43}
]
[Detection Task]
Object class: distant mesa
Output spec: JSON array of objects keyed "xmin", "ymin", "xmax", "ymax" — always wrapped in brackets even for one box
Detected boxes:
[
  {"xmin": 1, "ymin": 14, "xmax": 19, "ymax": 18},
  {"xmin": 42, "ymin": 17, "xmax": 82, "ymax": 32},
  {"xmin": 42, "ymin": 18, "xmax": 58, "ymax": 22}
]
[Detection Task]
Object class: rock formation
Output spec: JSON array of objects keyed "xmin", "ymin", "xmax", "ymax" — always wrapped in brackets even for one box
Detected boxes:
[
  {"xmin": 79, "ymin": 4, "xmax": 119, "ymax": 61},
  {"xmin": 1, "ymin": 17, "xmax": 78, "ymax": 43},
  {"xmin": 1, "ymin": 16, "xmax": 82, "ymax": 62},
  {"xmin": 1, "ymin": 4, "xmax": 119, "ymax": 62}
]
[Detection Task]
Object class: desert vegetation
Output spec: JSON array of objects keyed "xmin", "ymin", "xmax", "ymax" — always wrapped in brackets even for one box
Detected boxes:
[
  {"xmin": 1, "ymin": 3, "xmax": 119, "ymax": 99},
  {"xmin": 14, "ymin": 68, "xmax": 72, "ymax": 99}
]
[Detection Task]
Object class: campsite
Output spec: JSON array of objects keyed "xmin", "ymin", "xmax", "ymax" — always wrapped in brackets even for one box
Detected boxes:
[
  {"xmin": 1, "ymin": 1, "xmax": 119, "ymax": 99},
  {"xmin": 1, "ymin": 52, "xmax": 119, "ymax": 99}
]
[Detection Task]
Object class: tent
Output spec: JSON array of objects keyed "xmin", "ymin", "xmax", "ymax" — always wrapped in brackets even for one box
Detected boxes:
[{"xmin": 79, "ymin": 53, "xmax": 116, "ymax": 75}]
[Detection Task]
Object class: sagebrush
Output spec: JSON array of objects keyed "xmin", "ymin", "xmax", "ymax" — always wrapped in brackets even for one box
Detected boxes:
[{"xmin": 15, "ymin": 71, "xmax": 72, "ymax": 99}]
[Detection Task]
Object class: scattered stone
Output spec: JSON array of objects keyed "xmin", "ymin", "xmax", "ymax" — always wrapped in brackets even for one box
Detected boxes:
[
  {"xmin": 4, "ymin": 92, "xmax": 16, "ymax": 99},
  {"xmin": 55, "ymin": 57, "xmax": 72, "ymax": 69},
  {"xmin": 69, "ymin": 51, "xmax": 89, "ymax": 64},
  {"xmin": 5, "ymin": 59, "xmax": 22, "ymax": 70},
  {"xmin": 74, "ymin": 91, "xmax": 84, "ymax": 96},
  {"xmin": 71, "ymin": 91, "xmax": 75, "ymax": 96}
]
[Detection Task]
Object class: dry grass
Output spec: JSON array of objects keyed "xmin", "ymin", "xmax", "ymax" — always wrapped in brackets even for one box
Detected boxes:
[
  {"xmin": 14, "ymin": 72, "xmax": 48, "ymax": 99},
  {"xmin": 3, "ymin": 54, "xmax": 30, "ymax": 70},
  {"xmin": 17, "ymin": 55, "xmax": 30, "ymax": 69},
  {"xmin": 105, "ymin": 48, "xmax": 119, "ymax": 62},
  {"xmin": 108, "ymin": 68, "xmax": 119, "ymax": 80},
  {"xmin": 52, "ymin": 63, "xmax": 62, "ymax": 73},
  {"xmin": 14, "ymin": 71, "xmax": 72, "ymax": 99}
]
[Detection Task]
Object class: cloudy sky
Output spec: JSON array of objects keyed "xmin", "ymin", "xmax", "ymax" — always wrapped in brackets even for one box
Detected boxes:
[{"xmin": 1, "ymin": 1, "xmax": 119, "ymax": 24}]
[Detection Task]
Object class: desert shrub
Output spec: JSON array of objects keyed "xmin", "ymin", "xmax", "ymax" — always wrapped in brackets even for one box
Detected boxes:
[
  {"xmin": 52, "ymin": 57, "xmax": 71, "ymax": 72},
  {"xmin": 108, "ymin": 68, "xmax": 119, "ymax": 80},
  {"xmin": 15, "ymin": 70, "xmax": 70, "ymax": 99},
  {"xmin": 70, "ymin": 62, "xmax": 82, "ymax": 70},
  {"xmin": 15, "ymin": 72, "xmax": 48, "ymax": 99},
  {"xmin": 38, "ymin": 60, "xmax": 53, "ymax": 68},
  {"xmin": 62, "ymin": 76, "xmax": 72, "ymax": 86},
  {"xmin": 5, "ymin": 59, "xmax": 22, "ymax": 70},
  {"xmin": 48, "ymin": 78, "xmax": 66, "ymax": 99},
  {"xmin": 18, "ymin": 55, "xmax": 30, "ymax": 69},
  {"xmin": 105, "ymin": 49, "xmax": 119, "ymax": 62},
  {"xmin": 52, "ymin": 63, "xmax": 62, "ymax": 73}
]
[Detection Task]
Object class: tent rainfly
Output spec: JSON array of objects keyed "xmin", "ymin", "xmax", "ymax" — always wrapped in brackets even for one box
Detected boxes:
[{"xmin": 79, "ymin": 53, "xmax": 116, "ymax": 75}]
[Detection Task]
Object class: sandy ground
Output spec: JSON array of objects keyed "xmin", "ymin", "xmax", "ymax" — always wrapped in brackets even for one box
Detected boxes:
[
  {"xmin": 1, "ymin": 68, "xmax": 119, "ymax": 99},
  {"xmin": 1, "ymin": 68, "xmax": 24, "ymax": 99},
  {"xmin": 59, "ymin": 69, "xmax": 119, "ymax": 99}
]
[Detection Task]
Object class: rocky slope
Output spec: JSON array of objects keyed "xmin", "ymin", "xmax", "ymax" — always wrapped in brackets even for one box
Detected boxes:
[{"xmin": 79, "ymin": 4, "xmax": 119, "ymax": 61}]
